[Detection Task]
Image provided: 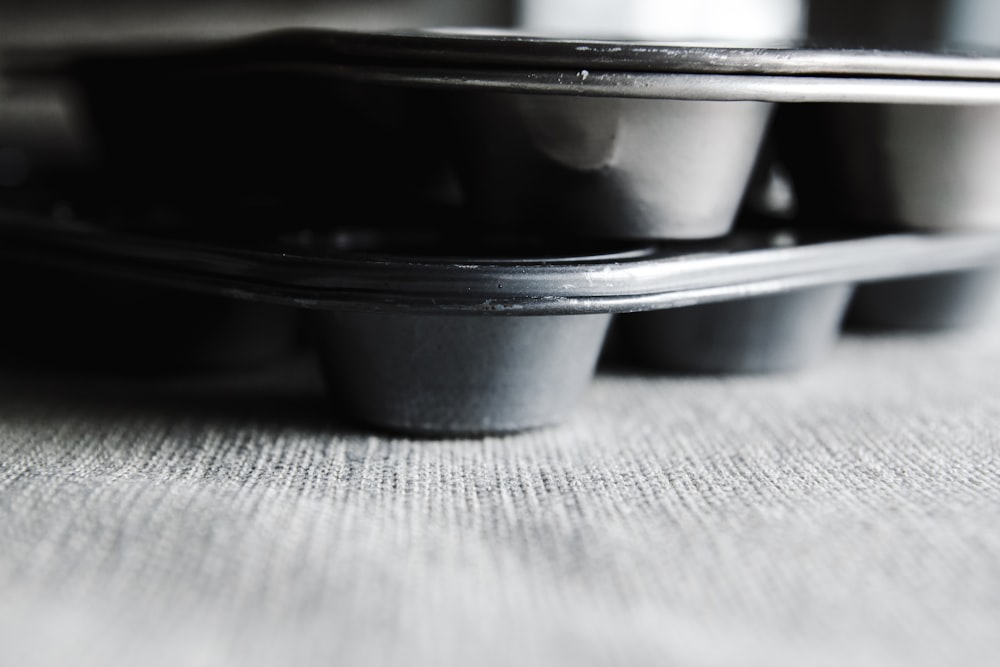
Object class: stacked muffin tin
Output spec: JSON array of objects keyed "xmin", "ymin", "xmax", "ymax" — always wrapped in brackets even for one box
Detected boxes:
[{"xmin": 3, "ymin": 24, "xmax": 1000, "ymax": 434}]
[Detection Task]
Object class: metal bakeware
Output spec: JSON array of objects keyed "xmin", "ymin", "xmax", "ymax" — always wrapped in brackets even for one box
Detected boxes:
[
  {"xmin": 12, "ymin": 30, "xmax": 1000, "ymax": 242},
  {"xmin": 619, "ymin": 285, "xmax": 854, "ymax": 374},
  {"xmin": 794, "ymin": 0, "xmax": 1000, "ymax": 232},
  {"xmin": 5, "ymin": 216, "xmax": 1000, "ymax": 314},
  {"xmin": 454, "ymin": 93, "xmax": 773, "ymax": 239},
  {"xmin": 307, "ymin": 233, "xmax": 640, "ymax": 433},
  {"xmin": 148, "ymin": 29, "xmax": 1000, "ymax": 101},
  {"xmin": 317, "ymin": 311, "xmax": 612, "ymax": 434},
  {"xmin": 847, "ymin": 267, "xmax": 1000, "ymax": 331},
  {"xmin": 8, "ymin": 29, "xmax": 1000, "ymax": 431},
  {"xmin": 809, "ymin": 0, "xmax": 1000, "ymax": 52},
  {"xmin": 782, "ymin": 100, "xmax": 1000, "ymax": 233},
  {"xmin": 462, "ymin": 0, "xmax": 803, "ymax": 239},
  {"xmin": 3, "ymin": 213, "xmax": 1000, "ymax": 433}
]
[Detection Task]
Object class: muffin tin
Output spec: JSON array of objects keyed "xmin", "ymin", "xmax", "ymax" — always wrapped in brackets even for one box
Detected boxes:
[
  {"xmin": 792, "ymin": 0, "xmax": 1000, "ymax": 232},
  {"xmin": 11, "ymin": 29, "xmax": 1000, "ymax": 241},
  {"xmin": 2, "ymin": 213, "xmax": 1000, "ymax": 433},
  {"xmin": 4, "ymin": 28, "xmax": 1000, "ymax": 433}
]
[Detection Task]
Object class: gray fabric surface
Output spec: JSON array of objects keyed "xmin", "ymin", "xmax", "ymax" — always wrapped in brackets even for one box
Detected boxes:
[{"xmin": 1, "ymin": 325, "xmax": 1000, "ymax": 667}]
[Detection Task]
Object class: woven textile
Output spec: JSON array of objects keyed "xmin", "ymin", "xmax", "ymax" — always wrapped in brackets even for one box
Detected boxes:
[{"xmin": 1, "ymin": 327, "xmax": 999, "ymax": 666}]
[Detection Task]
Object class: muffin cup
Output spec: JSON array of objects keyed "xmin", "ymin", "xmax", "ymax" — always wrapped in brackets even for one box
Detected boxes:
[
  {"xmin": 848, "ymin": 268, "xmax": 1000, "ymax": 330},
  {"xmin": 801, "ymin": 0, "xmax": 1000, "ymax": 231},
  {"xmin": 620, "ymin": 285, "xmax": 854, "ymax": 373},
  {"xmin": 456, "ymin": 94, "xmax": 774, "ymax": 239},
  {"xmin": 316, "ymin": 311, "xmax": 612, "ymax": 435}
]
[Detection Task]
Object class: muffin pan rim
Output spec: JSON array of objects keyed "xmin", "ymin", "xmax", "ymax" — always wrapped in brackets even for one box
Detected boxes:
[
  {"xmin": 288, "ymin": 64, "xmax": 1000, "ymax": 104},
  {"xmin": 265, "ymin": 28, "xmax": 1000, "ymax": 80},
  {"xmin": 2, "ymin": 215, "xmax": 1000, "ymax": 315},
  {"xmin": 14, "ymin": 28, "xmax": 1000, "ymax": 79},
  {"xmin": 13, "ymin": 29, "xmax": 1000, "ymax": 105}
]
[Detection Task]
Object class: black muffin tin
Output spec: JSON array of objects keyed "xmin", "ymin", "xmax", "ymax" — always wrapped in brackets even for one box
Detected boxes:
[
  {"xmin": 1, "ymin": 213, "xmax": 999, "ymax": 434},
  {"xmin": 4, "ymin": 28, "xmax": 1000, "ymax": 434},
  {"xmin": 10, "ymin": 29, "xmax": 1000, "ymax": 239}
]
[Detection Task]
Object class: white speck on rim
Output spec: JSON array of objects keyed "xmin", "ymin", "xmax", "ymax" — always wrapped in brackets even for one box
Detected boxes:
[{"xmin": 579, "ymin": 69, "xmax": 590, "ymax": 81}]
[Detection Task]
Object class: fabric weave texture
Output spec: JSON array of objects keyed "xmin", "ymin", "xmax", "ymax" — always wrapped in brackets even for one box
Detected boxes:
[{"xmin": 1, "ymin": 327, "xmax": 999, "ymax": 666}]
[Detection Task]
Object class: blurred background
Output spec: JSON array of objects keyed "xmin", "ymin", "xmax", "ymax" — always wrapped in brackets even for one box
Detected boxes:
[
  {"xmin": 0, "ymin": 0, "xmax": 510, "ymax": 46},
  {"xmin": 0, "ymin": 0, "xmax": 507, "ymax": 47},
  {"xmin": 1, "ymin": 0, "xmax": 998, "ymax": 47}
]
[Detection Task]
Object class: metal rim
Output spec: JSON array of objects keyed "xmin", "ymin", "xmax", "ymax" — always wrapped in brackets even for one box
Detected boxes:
[
  {"xmin": 13, "ymin": 29, "xmax": 1000, "ymax": 105},
  {"xmin": 163, "ymin": 30, "xmax": 1000, "ymax": 104},
  {"xmin": 3, "ymin": 216, "xmax": 1000, "ymax": 315},
  {"xmin": 242, "ymin": 29, "xmax": 1000, "ymax": 81},
  {"xmin": 267, "ymin": 63, "xmax": 1000, "ymax": 105}
]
